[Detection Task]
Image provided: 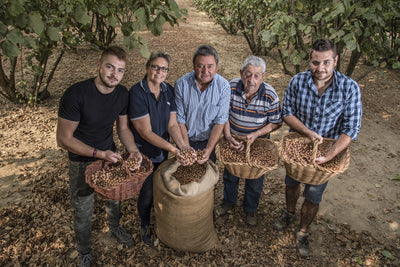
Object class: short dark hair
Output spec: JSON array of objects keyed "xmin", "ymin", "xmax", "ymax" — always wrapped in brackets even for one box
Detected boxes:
[
  {"xmin": 146, "ymin": 51, "xmax": 171, "ymax": 68},
  {"xmin": 100, "ymin": 46, "xmax": 127, "ymax": 62},
  {"xmin": 310, "ymin": 38, "xmax": 337, "ymax": 58},
  {"xmin": 192, "ymin": 45, "xmax": 219, "ymax": 66}
]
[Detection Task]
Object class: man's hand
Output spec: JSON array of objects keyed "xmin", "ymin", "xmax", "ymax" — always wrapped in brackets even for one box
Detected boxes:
[
  {"xmin": 314, "ymin": 155, "xmax": 331, "ymax": 165},
  {"xmin": 226, "ymin": 136, "xmax": 244, "ymax": 151},
  {"xmin": 101, "ymin": 150, "xmax": 122, "ymax": 163},
  {"xmin": 245, "ymin": 132, "xmax": 258, "ymax": 146},
  {"xmin": 128, "ymin": 150, "xmax": 143, "ymax": 166},
  {"xmin": 197, "ymin": 147, "xmax": 211, "ymax": 164},
  {"xmin": 306, "ymin": 131, "xmax": 323, "ymax": 145}
]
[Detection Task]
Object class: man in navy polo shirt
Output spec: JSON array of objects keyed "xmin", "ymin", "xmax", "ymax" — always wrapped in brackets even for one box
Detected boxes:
[{"xmin": 218, "ymin": 55, "xmax": 282, "ymax": 226}]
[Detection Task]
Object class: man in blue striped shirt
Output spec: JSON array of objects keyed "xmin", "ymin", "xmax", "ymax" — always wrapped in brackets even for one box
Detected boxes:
[
  {"xmin": 275, "ymin": 38, "xmax": 362, "ymax": 258},
  {"xmin": 175, "ymin": 45, "xmax": 230, "ymax": 163},
  {"xmin": 218, "ymin": 55, "xmax": 282, "ymax": 226}
]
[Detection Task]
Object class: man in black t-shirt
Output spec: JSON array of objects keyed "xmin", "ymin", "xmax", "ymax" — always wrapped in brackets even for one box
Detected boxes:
[{"xmin": 57, "ymin": 46, "xmax": 141, "ymax": 267}]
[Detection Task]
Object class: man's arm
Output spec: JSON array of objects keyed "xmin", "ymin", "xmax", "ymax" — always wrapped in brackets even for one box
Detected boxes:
[
  {"xmin": 197, "ymin": 123, "xmax": 224, "ymax": 164},
  {"xmin": 178, "ymin": 122, "xmax": 190, "ymax": 147},
  {"xmin": 117, "ymin": 115, "xmax": 142, "ymax": 162},
  {"xmin": 56, "ymin": 117, "xmax": 122, "ymax": 162},
  {"xmin": 314, "ymin": 133, "xmax": 352, "ymax": 164},
  {"xmin": 245, "ymin": 122, "xmax": 282, "ymax": 145}
]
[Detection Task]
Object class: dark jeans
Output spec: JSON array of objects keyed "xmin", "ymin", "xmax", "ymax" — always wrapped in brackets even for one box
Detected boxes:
[
  {"xmin": 137, "ymin": 162, "xmax": 161, "ymax": 227},
  {"xmin": 222, "ymin": 168, "xmax": 264, "ymax": 213},
  {"xmin": 189, "ymin": 139, "xmax": 216, "ymax": 162},
  {"xmin": 69, "ymin": 161, "xmax": 121, "ymax": 255}
]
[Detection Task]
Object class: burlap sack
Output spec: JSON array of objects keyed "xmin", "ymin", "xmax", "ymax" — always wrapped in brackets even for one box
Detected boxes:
[
  {"xmin": 153, "ymin": 158, "xmax": 220, "ymax": 252},
  {"xmin": 161, "ymin": 158, "xmax": 219, "ymax": 197}
]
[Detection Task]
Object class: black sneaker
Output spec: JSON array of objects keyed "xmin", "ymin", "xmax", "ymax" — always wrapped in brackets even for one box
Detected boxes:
[
  {"xmin": 215, "ymin": 204, "xmax": 234, "ymax": 216},
  {"xmin": 79, "ymin": 252, "xmax": 94, "ymax": 267},
  {"xmin": 109, "ymin": 225, "xmax": 135, "ymax": 247},
  {"xmin": 246, "ymin": 212, "xmax": 257, "ymax": 226},
  {"xmin": 274, "ymin": 210, "xmax": 296, "ymax": 231},
  {"xmin": 295, "ymin": 230, "xmax": 310, "ymax": 258},
  {"xmin": 140, "ymin": 225, "xmax": 154, "ymax": 246}
]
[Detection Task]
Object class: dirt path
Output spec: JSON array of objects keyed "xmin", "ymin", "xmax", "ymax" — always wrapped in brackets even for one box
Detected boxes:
[{"xmin": 0, "ymin": 0, "xmax": 399, "ymax": 265}]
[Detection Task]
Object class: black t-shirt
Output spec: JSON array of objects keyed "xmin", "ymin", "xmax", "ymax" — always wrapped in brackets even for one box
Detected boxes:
[{"xmin": 58, "ymin": 78, "xmax": 129, "ymax": 162}]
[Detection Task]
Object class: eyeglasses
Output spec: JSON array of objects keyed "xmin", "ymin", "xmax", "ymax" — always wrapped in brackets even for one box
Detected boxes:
[{"xmin": 150, "ymin": 64, "xmax": 169, "ymax": 73}]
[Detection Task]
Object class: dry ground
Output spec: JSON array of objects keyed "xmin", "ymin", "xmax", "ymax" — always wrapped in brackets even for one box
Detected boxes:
[{"xmin": 0, "ymin": 0, "xmax": 399, "ymax": 266}]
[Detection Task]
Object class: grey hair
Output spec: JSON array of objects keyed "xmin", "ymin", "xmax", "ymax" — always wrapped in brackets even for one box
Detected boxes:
[
  {"xmin": 241, "ymin": 55, "xmax": 266, "ymax": 73},
  {"xmin": 146, "ymin": 51, "xmax": 171, "ymax": 68},
  {"xmin": 192, "ymin": 45, "xmax": 219, "ymax": 66}
]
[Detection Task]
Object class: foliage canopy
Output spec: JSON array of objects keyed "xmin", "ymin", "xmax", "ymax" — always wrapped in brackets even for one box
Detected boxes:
[
  {"xmin": 194, "ymin": 0, "xmax": 400, "ymax": 78},
  {"xmin": 0, "ymin": 0, "xmax": 186, "ymax": 104}
]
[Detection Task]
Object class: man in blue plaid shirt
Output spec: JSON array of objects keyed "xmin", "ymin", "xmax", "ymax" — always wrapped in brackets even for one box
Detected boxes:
[{"xmin": 275, "ymin": 38, "xmax": 362, "ymax": 258}]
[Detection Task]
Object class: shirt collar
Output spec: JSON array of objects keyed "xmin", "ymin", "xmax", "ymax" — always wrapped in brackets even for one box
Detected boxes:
[{"xmin": 140, "ymin": 76, "xmax": 167, "ymax": 94}]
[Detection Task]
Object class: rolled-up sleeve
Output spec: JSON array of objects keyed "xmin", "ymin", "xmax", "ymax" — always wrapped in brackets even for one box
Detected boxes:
[
  {"xmin": 282, "ymin": 77, "xmax": 298, "ymax": 118},
  {"xmin": 341, "ymin": 81, "xmax": 362, "ymax": 140},
  {"xmin": 174, "ymin": 78, "xmax": 186, "ymax": 124},
  {"xmin": 214, "ymin": 80, "xmax": 230, "ymax": 125}
]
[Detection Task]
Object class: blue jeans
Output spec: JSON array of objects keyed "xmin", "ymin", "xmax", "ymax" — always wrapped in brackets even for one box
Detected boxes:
[
  {"xmin": 285, "ymin": 174, "xmax": 328, "ymax": 204},
  {"xmin": 69, "ymin": 161, "xmax": 121, "ymax": 255},
  {"xmin": 222, "ymin": 168, "xmax": 264, "ymax": 213},
  {"xmin": 137, "ymin": 162, "xmax": 161, "ymax": 227}
]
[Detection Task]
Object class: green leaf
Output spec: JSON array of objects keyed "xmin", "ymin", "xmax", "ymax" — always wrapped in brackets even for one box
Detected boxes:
[
  {"xmin": 74, "ymin": 6, "xmax": 91, "ymax": 25},
  {"xmin": 123, "ymin": 36, "xmax": 138, "ymax": 50},
  {"xmin": 389, "ymin": 174, "xmax": 400, "ymax": 181},
  {"xmin": 108, "ymin": 16, "xmax": 116, "ymax": 27},
  {"xmin": 23, "ymin": 35, "xmax": 38, "ymax": 49},
  {"xmin": 345, "ymin": 40, "xmax": 357, "ymax": 51},
  {"xmin": 29, "ymin": 13, "xmax": 44, "ymax": 35},
  {"xmin": 134, "ymin": 7, "xmax": 148, "ymax": 25},
  {"xmin": 46, "ymin": 27, "xmax": 60, "ymax": 42},
  {"xmin": 138, "ymin": 43, "xmax": 150, "ymax": 58},
  {"xmin": 0, "ymin": 22, "xmax": 7, "ymax": 35},
  {"xmin": 1, "ymin": 40, "xmax": 20, "ymax": 58},
  {"xmin": 381, "ymin": 250, "xmax": 395, "ymax": 260},
  {"xmin": 121, "ymin": 22, "xmax": 133, "ymax": 36},
  {"xmin": 8, "ymin": 0, "xmax": 25, "ymax": 16},
  {"xmin": 374, "ymin": 184, "xmax": 382, "ymax": 188},
  {"xmin": 392, "ymin": 62, "xmax": 400, "ymax": 70},
  {"xmin": 295, "ymin": 1, "xmax": 303, "ymax": 10},
  {"xmin": 6, "ymin": 29, "xmax": 24, "ymax": 44},
  {"xmin": 98, "ymin": 5, "xmax": 109, "ymax": 16}
]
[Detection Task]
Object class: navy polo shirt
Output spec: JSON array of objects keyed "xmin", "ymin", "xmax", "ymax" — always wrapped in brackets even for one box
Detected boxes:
[{"xmin": 128, "ymin": 78, "xmax": 177, "ymax": 163}]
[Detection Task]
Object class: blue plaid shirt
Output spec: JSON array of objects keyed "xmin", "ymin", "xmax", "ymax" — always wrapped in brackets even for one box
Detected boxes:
[
  {"xmin": 282, "ymin": 70, "xmax": 362, "ymax": 140},
  {"xmin": 175, "ymin": 70, "xmax": 230, "ymax": 141}
]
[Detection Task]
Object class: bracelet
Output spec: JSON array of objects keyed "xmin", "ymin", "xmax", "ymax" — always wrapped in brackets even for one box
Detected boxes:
[{"xmin": 93, "ymin": 148, "xmax": 97, "ymax": 158}]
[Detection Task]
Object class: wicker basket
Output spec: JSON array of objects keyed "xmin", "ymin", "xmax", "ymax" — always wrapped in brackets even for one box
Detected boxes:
[
  {"xmin": 279, "ymin": 132, "xmax": 350, "ymax": 185},
  {"xmin": 85, "ymin": 154, "xmax": 153, "ymax": 201},
  {"xmin": 215, "ymin": 135, "xmax": 279, "ymax": 179}
]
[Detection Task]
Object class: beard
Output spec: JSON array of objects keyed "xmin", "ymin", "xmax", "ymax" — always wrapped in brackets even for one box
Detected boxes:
[{"xmin": 98, "ymin": 70, "xmax": 119, "ymax": 89}]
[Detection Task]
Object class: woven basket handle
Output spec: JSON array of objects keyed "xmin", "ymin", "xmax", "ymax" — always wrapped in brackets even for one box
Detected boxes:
[
  {"xmin": 311, "ymin": 139, "xmax": 320, "ymax": 165},
  {"xmin": 245, "ymin": 137, "xmax": 252, "ymax": 163}
]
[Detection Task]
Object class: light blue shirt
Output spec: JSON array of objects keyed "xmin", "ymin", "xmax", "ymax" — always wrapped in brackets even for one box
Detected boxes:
[{"xmin": 175, "ymin": 70, "xmax": 230, "ymax": 142}]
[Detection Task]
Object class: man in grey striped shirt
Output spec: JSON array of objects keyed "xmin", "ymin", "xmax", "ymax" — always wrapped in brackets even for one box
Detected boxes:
[
  {"xmin": 217, "ymin": 55, "xmax": 282, "ymax": 226},
  {"xmin": 175, "ymin": 45, "xmax": 231, "ymax": 163}
]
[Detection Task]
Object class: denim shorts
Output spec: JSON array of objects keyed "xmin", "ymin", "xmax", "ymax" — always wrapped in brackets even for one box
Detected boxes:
[{"xmin": 285, "ymin": 174, "xmax": 328, "ymax": 204}]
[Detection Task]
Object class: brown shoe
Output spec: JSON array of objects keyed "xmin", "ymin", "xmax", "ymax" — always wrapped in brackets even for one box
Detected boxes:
[{"xmin": 246, "ymin": 212, "xmax": 257, "ymax": 226}]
